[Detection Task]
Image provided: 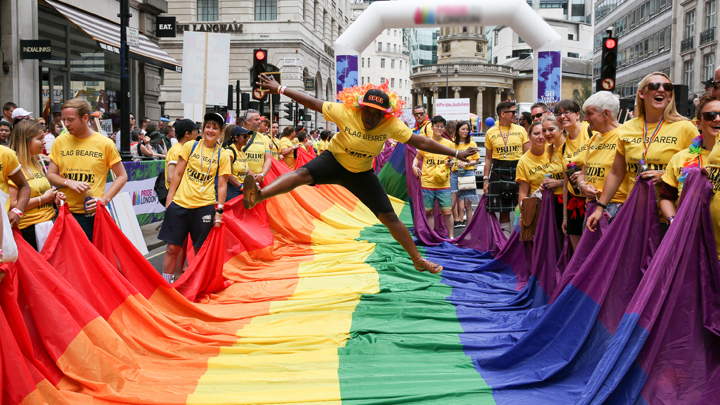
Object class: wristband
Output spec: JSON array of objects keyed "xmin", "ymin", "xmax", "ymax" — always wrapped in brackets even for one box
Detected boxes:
[
  {"xmin": 578, "ymin": 181, "xmax": 586, "ymax": 187},
  {"xmin": 667, "ymin": 216, "xmax": 675, "ymax": 225},
  {"xmin": 63, "ymin": 179, "xmax": 69, "ymax": 186},
  {"xmin": 483, "ymin": 176, "xmax": 489, "ymax": 180},
  {"xmin": 278, "ymin": 86, "xmax": 287, "ymax": 94},
  {"xmin": 37, "ymin": 196, "xmax": 43, "ymax": 205},
  {"xmin": 11, "ymin": 208, "xmax": 23, "ymax": 217},
  {"xmin": 0, "ymin": 249, "xmax": 3, "ymax": 254},
  {"xmin": 455, "ymin": 150, "xmax": 459, "ymax": 158},
  {"xmin": 596, "ymin": 201, "xmax": 608, "ymax": 210}
]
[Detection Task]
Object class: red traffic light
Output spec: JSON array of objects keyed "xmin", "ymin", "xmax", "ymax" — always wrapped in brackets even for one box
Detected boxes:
[
  {"xmin": 605, "ymin": 38, "xmax": 616, "ymax": 49},
  {"xmin": 255, "ymin": 50, "xmax": 266, "ymax": 61}
]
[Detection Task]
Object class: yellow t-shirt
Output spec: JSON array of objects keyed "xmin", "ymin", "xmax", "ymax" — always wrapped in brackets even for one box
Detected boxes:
[
  {"xmin": 278, "ymin": 137, "xmax": 296, "ymax": 170},
  {"xmin": 453, "ymin": 140, "xmax": 480, "ymax": 171},
  {"xmin": 165, "ymin": 142, "xmax": 184, "ymax": 189},
  {"xmin": 318, "ymin": 140, "xmax": 329, "ymax": 154},
  {"xmin": 563, "ymin": 122, "xmax": 593, "ymax": 197},
  {"xmin": 265, "ymin": 134, "xmax": 279, "ymax": 161},
  {"xmin": 322, "ymin": 102, "xmax": 413, "ymax": 173},
  {"xmin": 228, "ymin": 144, "xmax": 249, "ymax": 183},
  {"xmin": 702, "ymin": 144, "xmax": 720, "ymax": 259},
  {"xmin": 9, "ymin": 166, "xmax": 55, "ymax": 229},
  {"xmin": 617, "ymin": 117, "xmax": 698, "ymax": 193},
  {"xmin": 484, "ymin": 124, "xmax": 529, "ymax": 161},
  {"xmin": 0, "ymin": 145, "xmax": 21, "ymax": 198},
  {"xmin": 243, "ymin": 133, "xmax": 269, "ymax": 174},
  {"xmin": 417, "ymin": 138, "xmax": 455, "ymax": 189},
  {"xmin": 584, "ymin": 128, "xmax": 628, "ymax": 204},
  {"xmin": 49, "ymin": 132, "xmax": 121, "ymax": 214},
  {"xmin": 172, "ymin": 141, "xmax": 232, "ymax": 209},
  {"xmin": 515, "ymin": 150, "xmax": 550, "ymax": 197},
  {"xmin": 662, "ymin": 149, "xmax": 711, "ymax": 188},
  {"xmin": 546, "ymin": 146, "xmax": 565, "ymax": 195}
]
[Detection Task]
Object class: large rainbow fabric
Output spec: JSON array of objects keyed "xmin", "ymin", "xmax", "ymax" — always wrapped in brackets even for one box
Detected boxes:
[{"xmin": 2, "ymin": 157, "xmax": 719, "ymax": 404}]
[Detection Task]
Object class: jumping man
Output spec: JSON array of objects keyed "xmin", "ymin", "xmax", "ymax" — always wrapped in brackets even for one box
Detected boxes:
[{"xmin": 244, "ymin": 75, "xmax": 477, "ymax": 274}]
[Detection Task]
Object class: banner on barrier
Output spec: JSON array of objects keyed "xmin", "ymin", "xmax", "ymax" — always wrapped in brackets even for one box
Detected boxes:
[{"xmin": 106, "ymin": 160, "xmax": 166, "ymax": 225}]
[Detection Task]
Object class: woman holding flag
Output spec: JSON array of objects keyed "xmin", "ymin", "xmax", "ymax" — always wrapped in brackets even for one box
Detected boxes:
[{"xmin": 587, "ymin": 72, "xmax": 699, "ymax": 233}]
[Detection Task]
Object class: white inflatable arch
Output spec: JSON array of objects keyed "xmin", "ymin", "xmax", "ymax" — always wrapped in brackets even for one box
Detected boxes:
[{"xmin": 334, "ymin": 0, "xmax": 562, "ymax": 105}]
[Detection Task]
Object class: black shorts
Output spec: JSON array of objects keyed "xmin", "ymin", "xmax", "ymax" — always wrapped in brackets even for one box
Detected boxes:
[
  {"xmin": 158, "ymin": 202, "xmax": 215, "ymax": 248},
  {"xmin": 300, "ymin": 150, "xmax": 394, "ymax": 217},
  {"xmin": 565, "ymin": 195, "xmax": 586, "ymax": 236}
]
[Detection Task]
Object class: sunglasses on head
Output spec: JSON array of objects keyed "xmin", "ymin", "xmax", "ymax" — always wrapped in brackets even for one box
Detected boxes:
[
  {"xmin": 531, "ymin": 112, "xmax": 544, "ymax": 119},
  {"xmin": 701, "ymin": 111, "xmax": 720, "ymax": 121},
  {"xmin": 645, "ymin": 82, "xmax": 674, "ymax": 92}
]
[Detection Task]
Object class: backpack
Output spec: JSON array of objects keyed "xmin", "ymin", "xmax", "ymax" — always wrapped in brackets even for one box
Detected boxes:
[{"xmin": 154, "ymin": 171, "xmax": 168, "ymax": 206}]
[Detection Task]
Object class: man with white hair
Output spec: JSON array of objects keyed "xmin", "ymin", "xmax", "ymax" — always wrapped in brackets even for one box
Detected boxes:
[
  {"xmin": 242, "ymin": 109, "xmax": 272, "ymax": 183},
  {"xmin": 575, "ymin": 91, "xmax": 629, "ymax": 228}
]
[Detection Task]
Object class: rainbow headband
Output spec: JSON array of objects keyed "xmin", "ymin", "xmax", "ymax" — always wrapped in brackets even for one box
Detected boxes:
[{"xmin": 336, "ymin": 80, "xmax": 405, "ymax": 118}]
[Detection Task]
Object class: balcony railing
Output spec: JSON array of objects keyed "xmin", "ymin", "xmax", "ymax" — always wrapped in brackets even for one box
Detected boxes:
[
  {"xmin": 701, "ymin": 28, "xmax": 716, "ymax": 45},
  {"xmin": 412, "ymin": 64, "xmax": 514, "ymax": 75},
  {"xmin": 681, "ymin": 37, "xmax": 695, "ymax": 52}
]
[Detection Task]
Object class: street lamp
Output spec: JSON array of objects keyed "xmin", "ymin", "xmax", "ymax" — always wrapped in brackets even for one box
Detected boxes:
[{"xmin": 436, "ymin": 66, "xmax": 459, "ymax": 98}]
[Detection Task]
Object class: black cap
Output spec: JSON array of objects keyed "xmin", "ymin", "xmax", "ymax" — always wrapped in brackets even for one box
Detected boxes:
[
  {"xmin": 203, "ymin": 112, "xmax": 225, "ymax": 129},
  {"xmin": 702, "ymin": 77, "xmax": 715, "ymax": 88},
  {"xmin": 194, "ymin": 123, "xmax": 202, "ymax": 130},
  {"xmin": 231, "ymin": 126, "xmax": 254, "ymax": 137},
  {"xmin": 174, "ymin": 118, "xmax": 195, "ymax": 139},
  {"xmin": 50, "ymin": 104, "xmax": 62, "ymax": 114},
  {"xmin": 362, "ymin": 89, "xmax": 390, "ymax": 112}
]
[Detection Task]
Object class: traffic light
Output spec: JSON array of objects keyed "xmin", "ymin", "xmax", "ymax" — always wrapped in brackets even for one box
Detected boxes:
[
  {"xmin": 298, "ymin": 107, "xmax": 306, "ymax": 122},
  {"xmin": 597, "ymin": 37, "xmax": 618, "ymax": 92},
  {"xmin": 283, "ymin": 102, "xmax": 294, "ymax": 122},
  {"xmin": 252, "ymin": 49, "xmax": 268, "ymax": 99}
]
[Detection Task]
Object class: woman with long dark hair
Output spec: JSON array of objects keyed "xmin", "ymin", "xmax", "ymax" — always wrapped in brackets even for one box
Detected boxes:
[{"xmin": 450, "ymin": 121, "xmax": 479, "ymax": 227}]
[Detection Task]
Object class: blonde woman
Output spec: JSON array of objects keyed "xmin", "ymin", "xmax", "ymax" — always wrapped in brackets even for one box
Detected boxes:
[
  {"xmin": 8, "ymin": 120, "xmax": 65, "ymax": 251},
  {"xmin": 540, "ymin": 115, "xmax": 566, "ymax": 232},
  {"xmin": 587, "ymin": 72, "xmax": 698, "ymax": 232}
]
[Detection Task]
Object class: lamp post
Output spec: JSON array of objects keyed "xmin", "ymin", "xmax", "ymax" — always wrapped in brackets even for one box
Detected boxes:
[{"xmin": 436, "ymin": 65, "xmax": 459, "ymax": 99}]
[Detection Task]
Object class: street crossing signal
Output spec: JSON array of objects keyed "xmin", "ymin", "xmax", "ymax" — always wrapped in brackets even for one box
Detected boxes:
[
  {"xmin": 252, "ymin": 49, "xmax": 268, "ymax": 99},
  {"xmin": 283, "ymin": 102, "xmax": 294, "ymax": 122},
  {"xmin": 597, "ymin": 37, "xmax": 618, "ymax": 92},
  {"xmin": 298, "ymin": 107, "xmax": 306, "ymax": 122}
]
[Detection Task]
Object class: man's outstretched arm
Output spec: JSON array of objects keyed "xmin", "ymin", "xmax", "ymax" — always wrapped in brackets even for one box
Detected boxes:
[{"xmin": 257, "ymin": 74, "xmax": 324, "ymax": 112}]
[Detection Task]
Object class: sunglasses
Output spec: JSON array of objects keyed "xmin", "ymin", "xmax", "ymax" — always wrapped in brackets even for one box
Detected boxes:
[
  {"xmin": 503, "ymin": 110, "xmax": 518, "ymax": 115},
  {"xmin": 645, "ymin": 82, "xmax": 674, "ymax": 92},
  {"xmin": 531, "ymin": 112, "xmax": 544, "ymax": 119},
  {"xmin": 413, "ymin": 112, "xmax": 425, "ymax": 116},
  {"xmin": 701, "ymin": 111, "xmax": 720, "ymax": 121}
]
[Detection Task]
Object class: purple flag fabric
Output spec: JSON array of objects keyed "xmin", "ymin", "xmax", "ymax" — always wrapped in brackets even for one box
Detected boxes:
[
  {"xmin": 406, "ymin": 145, "xmax": 507, "ymax": 254},
  {"xmin": 475, "ymin": 177, "xmax": 660, "ymax": 392},
  {"xmin": 373, "ymin": 139, "xmax": 396, "ymax": 174},
  {"xmin": 578, "ymin": 169, "xmax": 720, "ymax": 405}
]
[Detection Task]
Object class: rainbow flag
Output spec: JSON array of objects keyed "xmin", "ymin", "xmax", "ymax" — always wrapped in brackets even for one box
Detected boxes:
[{"xmin": 2, "ymin": 162, "xmax": 718, "ymax": 404}]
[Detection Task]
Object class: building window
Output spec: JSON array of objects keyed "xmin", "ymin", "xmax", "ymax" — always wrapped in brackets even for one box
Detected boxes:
[
  {"xmin": 568, "ymin": 52, "xmax": 580, "ymax": 58},
  {"xmin": 378, "ymin": 42, "xmax": 382, "ymax": 51},
  {"xmin": 684, "ymin": 60, "xmax": 694, "ymax": 87},
  {"xmin": 361, "ymin": 77, "xmax": 364, "ymax": 85},
  {"xmin": 386, "ymin": 29, "xmax": 391, "ymax": 35},
  {"xmin": 381, "ymin": 58, "xmax": 385, "ymax": 68},
  {"xmin": 197, "ymin": 0, "xmax": 219, "ymax": 21},
  {"xmin": 391, "ymin": 78, "xmax": 395, "ymax": 87},
  {"xmin": 685, "ymin": 10, "xmax": 696, "ymax": 39},
  {"xmin": 387, "ymin": 43, "xmax": 391, "ymax": 52},
  {"xmin": 706, "ymin": 1, "xmax": 717, "ymax": 30},
  {"xmin": 362, "ymin": 58, "xmax": 365, "ymax": 68},
  {"xmin": 398, "ymin": 80, "xmax": 402, "ymax": 89},
  {"xmin": 704, "ymin": 53, "xmax": 715, "ymax": 81},
  {"xmin": 391, "ymin": 59, "xmax": 395, "ymax": 69},
  {"xmin": 367, "ymin": 58, "xmax": 370, "ymax": 68},
  {"xmin": 380, "ymin": 77, "xmax": 385, "ymax": 84},
  {"xmin": 462, "ymin": 26, "xmax": 467, "ymax": 33},
  {"xmin": 568, "ymin": 33, "xmax": 575, "ymax": 40},
  {"xmin": 399, "ymin": 60, "xmax": 402, "ymax": 70},
  {"xmin": 393, "ymin": 44, "xmax": 397, "ymax": 53},
  {"xmin": 255, "ymin": 0, "xmax": 277, "ymax": 21}
]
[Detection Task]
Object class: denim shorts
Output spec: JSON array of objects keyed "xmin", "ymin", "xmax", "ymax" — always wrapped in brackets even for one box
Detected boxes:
[
  {"xmin": 450, "ymin": 169, "xmax": 479, "ymax": 202},
  {"xmin": 423, "ymin": 188, "xmax": 452, "ymax": 212}
]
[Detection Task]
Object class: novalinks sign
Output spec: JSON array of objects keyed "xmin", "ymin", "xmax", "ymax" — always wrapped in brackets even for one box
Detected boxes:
[{"xmin": 20, "ymin": 40, "xmax": 51, "ymax": 59}]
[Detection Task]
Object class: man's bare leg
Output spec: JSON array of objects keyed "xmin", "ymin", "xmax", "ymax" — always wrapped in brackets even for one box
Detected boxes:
[
  {"xmin": 243, "ymin": 169, "xmax": 314, "ymax": 209},
  {"xmin": 377, "ymin": 212, "xmax": 442, "ymax": 274}
]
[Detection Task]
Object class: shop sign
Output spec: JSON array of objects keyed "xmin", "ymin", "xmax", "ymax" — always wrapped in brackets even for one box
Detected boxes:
[
  {"xmin": 304, "ymin": 78, "xmax": 315, "ymax": 91},
  {"xmin": 176, "ymin": 23, "xmax": 243, "ymax": 34},
  {"xmin": 20, "ymin": 40, "xmax": 51, "ymax": 59},
  {"xmin": 283, "ymin": 58, "xmax": 304, "ymax": 68},
  {"xmin": 156, "ymin": 16, "xmax": 176, "ymax": 38}
]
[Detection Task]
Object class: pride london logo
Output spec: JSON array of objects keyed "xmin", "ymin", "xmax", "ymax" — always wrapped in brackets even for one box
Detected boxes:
[
  {"xmin": 413, "ymin": 5, "xmax": 481, "ymax": 25},
  {"xmin": 132, "ymin": 189, "xmax": 158, "ymax": 205}
]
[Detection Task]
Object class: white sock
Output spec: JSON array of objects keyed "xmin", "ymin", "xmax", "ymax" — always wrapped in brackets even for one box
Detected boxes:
[
  {"xmin": 162, "ymin": 273, "xmax": 173, "ymax": 283},
  {"xmin": 500, "ymin": 222, "xmax": 512, "ymax": 238}
]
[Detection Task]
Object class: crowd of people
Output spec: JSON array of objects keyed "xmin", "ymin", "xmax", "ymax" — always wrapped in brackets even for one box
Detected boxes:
[{"xmin": 3, "ymin": 68, "xmax": 720, "ymax": 283}]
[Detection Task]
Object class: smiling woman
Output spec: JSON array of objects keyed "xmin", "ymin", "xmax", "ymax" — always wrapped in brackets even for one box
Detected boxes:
[{"xmin": 586, "ymin": 72, "xmax": 699, "ymax": 235}]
